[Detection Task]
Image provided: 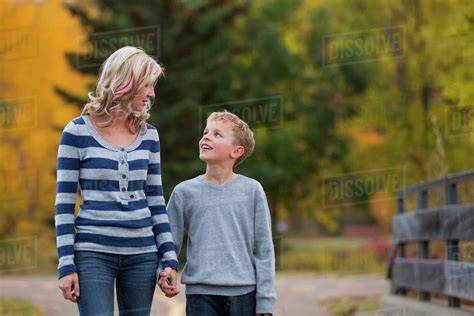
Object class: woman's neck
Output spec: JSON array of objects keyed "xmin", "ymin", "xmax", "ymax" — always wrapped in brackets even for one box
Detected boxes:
[{"xmin": 91, "ymin": 113, "xmax": 129, "ymax": 130}]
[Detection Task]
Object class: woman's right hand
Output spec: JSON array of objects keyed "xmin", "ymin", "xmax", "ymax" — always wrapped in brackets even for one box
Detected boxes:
[{"xmin": 59, "ymin": 272, "xmax": 80, "ymax": 303}]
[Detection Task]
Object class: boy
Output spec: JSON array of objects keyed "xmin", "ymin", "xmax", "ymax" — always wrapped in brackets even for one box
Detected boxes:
[{"xmin": 160, "ymin": 111, "xmax": 276, "ymax": 316}]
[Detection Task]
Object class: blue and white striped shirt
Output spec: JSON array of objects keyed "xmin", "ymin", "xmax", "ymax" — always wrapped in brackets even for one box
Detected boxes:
[{"xmin": 54, "ymin": 115, "xmax": 178, "ymax": 279}]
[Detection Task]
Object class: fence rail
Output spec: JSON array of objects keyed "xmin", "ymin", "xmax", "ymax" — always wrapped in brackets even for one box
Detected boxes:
[{"xmin": 387, "ymin": 170, "xmax": 474, "ymax": 308}]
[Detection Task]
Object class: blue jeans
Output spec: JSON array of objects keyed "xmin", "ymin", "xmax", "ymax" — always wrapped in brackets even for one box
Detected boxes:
[
  {"xmin": 74, "ymin": 250, "xmax": 159, "ymax": 316},
  {"xmin": 186, "ymin": 290, "xmax": 256, "ymax": 316}
]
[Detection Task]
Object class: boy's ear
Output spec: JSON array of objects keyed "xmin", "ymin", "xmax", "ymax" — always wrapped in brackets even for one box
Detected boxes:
[{"xmin": 231, "ymin": 146, "xmax": 244, "ymax": 160}]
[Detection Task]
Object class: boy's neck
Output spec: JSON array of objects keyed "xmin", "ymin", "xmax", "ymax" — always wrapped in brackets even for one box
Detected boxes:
[{"xmin": 204, "ymin": 164, "xmax": 237, "ymax": 185}]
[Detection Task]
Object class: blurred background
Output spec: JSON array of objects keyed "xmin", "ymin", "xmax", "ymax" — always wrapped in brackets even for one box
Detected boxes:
[{"xmin": 0, "ymin": 0, "xmax": 473, "ymax": 315}]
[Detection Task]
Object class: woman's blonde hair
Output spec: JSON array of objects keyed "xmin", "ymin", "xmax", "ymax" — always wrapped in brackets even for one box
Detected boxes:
[{"xmin": 81, "ymin": 46, "xmax": 164, "ymax": 134}]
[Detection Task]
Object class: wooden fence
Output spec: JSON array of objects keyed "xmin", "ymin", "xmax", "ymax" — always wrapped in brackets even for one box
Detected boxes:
[{"xmin": 387, "ymin": 170, "xmax": 474, "ymax": 308}]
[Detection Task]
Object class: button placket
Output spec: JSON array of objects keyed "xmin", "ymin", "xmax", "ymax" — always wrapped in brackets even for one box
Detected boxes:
[{"xmin": 118, "ymin": 149, "xmax": 130, "ymax": 201}]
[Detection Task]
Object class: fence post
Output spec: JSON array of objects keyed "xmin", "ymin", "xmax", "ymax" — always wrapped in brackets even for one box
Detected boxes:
[
  {"xmin": 445, "ymin": 178, "xmax": 461, "ymax": 308},
  {"xmin": 417, "ymin": 190, "xmax": 430, "ymax": 302},
  {"xmin": 395, "ymin": 193, "xmax": 407, "ymax": 296}
]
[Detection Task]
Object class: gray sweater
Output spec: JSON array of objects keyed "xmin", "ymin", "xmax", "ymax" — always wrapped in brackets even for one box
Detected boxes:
[{"xmin": 167, "ymin": 174, "xmax": 276, "ymax": 314}]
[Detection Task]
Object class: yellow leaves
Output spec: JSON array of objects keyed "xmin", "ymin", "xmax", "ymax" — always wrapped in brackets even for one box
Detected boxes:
[
  {"xmin": 369, "ymin": 190, "xmax": 393, "ymax": 234},
  {"xmin": 0, "ymin": 0, "xmax": 90, "ymax": 240},
  {"xmin": 14, "ymin": 219, "xmax": 37, "ymax": 238},
  {"xmin": 275, "ymin": 201, "xmax": 288, "ymax": 221},
  {"xmin": 346, "ymin": 126, "xmax": 387, "ymax": 147},
  {"xmin": 314, "ymin": 207, "xmax": 339, "ymax": 233}
]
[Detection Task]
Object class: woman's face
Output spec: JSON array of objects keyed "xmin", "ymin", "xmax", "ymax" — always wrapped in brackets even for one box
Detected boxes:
[{"xmin": 131, "ymin": 82, "xmax": 155, "ymax": 112}]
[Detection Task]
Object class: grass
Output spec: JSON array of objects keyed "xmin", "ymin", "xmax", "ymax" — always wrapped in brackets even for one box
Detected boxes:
[
  {"xmin": 321, "ymin": 295, "xmax": 381, "ymax": 316},
  {"xmin": 0, "ymin": 298, "xmax": 43, "ymax": 316},
  {"xmin": 277, "ymin": 236, "xmax": 390, "ymax": 275},
  {"xmin": 0, "ymin": 235, "xmax": 391, "ymax": 276}
]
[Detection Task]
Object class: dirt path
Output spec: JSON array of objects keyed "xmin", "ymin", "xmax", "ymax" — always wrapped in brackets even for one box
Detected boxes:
[{"xmin": 0, "ymin": 274, "xmax": 389, "ymax": 315}]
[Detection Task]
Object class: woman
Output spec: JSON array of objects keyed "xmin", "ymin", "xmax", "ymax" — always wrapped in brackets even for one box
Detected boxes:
[{"xmin": 55, "ymin": 46, "xmax": 179, "ymax": 315}]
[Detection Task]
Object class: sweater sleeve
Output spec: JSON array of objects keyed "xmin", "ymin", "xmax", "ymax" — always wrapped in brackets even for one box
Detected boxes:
[
  {"xmin": 146, "ymin": 129, "xmax": 179, "ymax": 271},
  {"xmin": 166, "ymin": 188, "xmax": 185, "ymax": 256},
  {"xmin": 254, "ymin": 183, "xmax": 277, "ymax": 314},
  {"xmin": 55, "ymin": 121, "xmax": 80, "ymax": 279}
]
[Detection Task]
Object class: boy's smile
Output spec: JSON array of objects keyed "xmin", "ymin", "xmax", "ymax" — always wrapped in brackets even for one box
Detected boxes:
[{"xmin": 200, "ymin": 143, "xmax": 213, "ymax": 151}]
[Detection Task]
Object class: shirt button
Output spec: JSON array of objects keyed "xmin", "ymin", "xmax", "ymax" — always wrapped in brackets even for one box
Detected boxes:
[
  {"xmin": 130, "ymin": 194, "xmax": 134, "ymax": 199},
  {"xmin": 121, "ymin": 160, "xmax": 125, "ymax": 164},
  {"xmin": 122, "ymin": 174, "xmax": 126, "ymax": 179},
  {"xmin": 121, "ymin": 187, "xmax": 127, "ymax": 192},
  {"xmin": 121, "ymin": 148, "xmax": 125, "ymax": 152}
]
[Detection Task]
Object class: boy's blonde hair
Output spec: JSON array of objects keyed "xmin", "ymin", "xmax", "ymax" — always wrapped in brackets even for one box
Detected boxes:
[
  {"xmin": 82, "ymin": 46, "xmax": 164, "ymax": 134},
  {"xmin": 207, "ymin": 111, "xmax": 255, "ymax": 166}
]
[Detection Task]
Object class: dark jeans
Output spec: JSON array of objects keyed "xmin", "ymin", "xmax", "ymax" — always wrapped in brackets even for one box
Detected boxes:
[
  {"xmin": 186, "ymin": 290, "xmax": 256, "ymax": 316},
  {"xmin": 74, "ymin": 250, "xmax": 159, "ymax": 316}
]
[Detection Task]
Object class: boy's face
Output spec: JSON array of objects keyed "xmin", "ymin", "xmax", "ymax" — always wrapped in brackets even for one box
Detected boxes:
[{"xmin": 199, "ymin": 120, "xmax": 243, "ymax": 164}]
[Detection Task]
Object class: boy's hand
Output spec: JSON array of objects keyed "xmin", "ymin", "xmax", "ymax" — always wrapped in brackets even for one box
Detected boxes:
[{"xmin": 158, "ymin": 267, "xmax": 180, "ymax": 298}]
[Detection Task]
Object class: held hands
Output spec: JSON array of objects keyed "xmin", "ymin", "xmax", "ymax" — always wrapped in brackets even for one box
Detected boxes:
[
  {"xmin": 58, "ymin": 272, "xmax": 80, "ymax": 303},
  {"xmin": 158, "ymin": 267, "xmax": 180, "ymax": 298}
]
